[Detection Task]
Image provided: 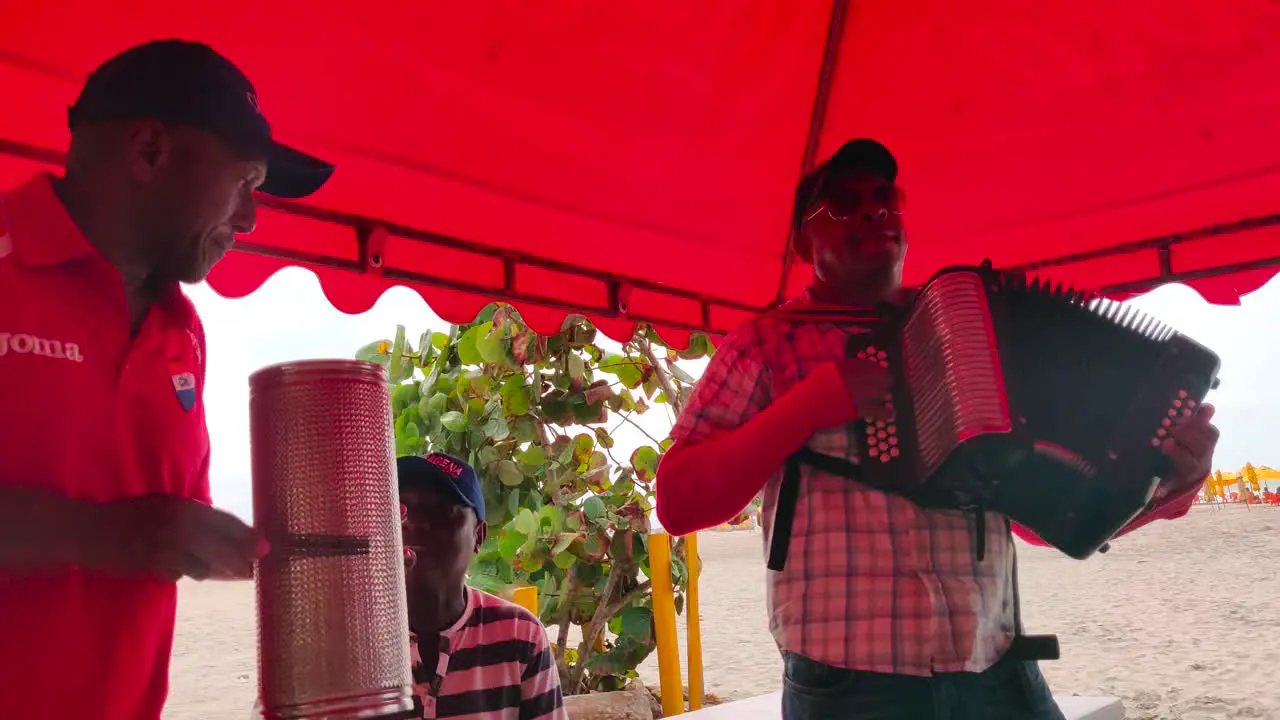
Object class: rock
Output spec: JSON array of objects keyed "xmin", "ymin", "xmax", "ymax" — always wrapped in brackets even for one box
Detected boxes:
[{"xmin": 564, "ymin": 684, "xmax": 656, "ymax": 720}]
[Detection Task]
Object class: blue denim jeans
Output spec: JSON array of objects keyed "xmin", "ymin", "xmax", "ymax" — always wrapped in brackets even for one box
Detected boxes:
[{"xmin": 782, "ymin": 652, "xmax": 1067, "ymax": 720}]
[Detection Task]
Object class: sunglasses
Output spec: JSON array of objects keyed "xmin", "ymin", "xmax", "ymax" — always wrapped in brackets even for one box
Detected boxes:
[{"xmin": 804, "ymin": 184, "xmax": 906, "ymax": 224}]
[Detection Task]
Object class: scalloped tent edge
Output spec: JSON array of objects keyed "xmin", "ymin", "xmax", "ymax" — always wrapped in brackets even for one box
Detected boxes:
[{"xmin": 5, "ymin": 144, "xmax": 1278, "ymax": 352}]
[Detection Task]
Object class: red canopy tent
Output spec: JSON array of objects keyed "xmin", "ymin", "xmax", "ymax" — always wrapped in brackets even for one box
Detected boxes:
[{"xmin": 4, "ymin": 2, "xmax": 1279, "ymax": 347}]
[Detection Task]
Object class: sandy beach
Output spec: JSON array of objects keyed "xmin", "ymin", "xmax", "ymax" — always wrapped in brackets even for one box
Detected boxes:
[{"xmin": 164, "ymin": 504, "xmax": 1279, "ymax": 720}]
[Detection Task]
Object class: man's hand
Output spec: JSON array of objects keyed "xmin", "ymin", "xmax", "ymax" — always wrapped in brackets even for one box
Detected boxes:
[
  {"xmin": 81, "ymin": 496, "xmax": 269, "ymax": 581},
  {"xmin": 1154, "ymin": 403, "xmax": 1220, "ymax": 500},
  {"xmin": 833, "ymin": 357, "xmax": 894, "ymax": 423}
]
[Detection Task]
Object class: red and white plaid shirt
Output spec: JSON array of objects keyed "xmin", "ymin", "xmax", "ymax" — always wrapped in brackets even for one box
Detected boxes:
[{"xmin": 671, "ymin": 294, "xmax": 1017, "ymax": 676}]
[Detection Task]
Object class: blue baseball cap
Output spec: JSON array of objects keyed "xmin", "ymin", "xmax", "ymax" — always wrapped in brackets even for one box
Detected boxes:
[{"xmin": 396, "ymin": 452, "xmax": 485, "ymax": 523}]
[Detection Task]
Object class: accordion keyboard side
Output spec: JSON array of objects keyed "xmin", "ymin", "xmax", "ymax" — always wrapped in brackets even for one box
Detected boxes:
[{"xmin": 903, "ymin": 270, "xmax": 1014, "ymax": 479}]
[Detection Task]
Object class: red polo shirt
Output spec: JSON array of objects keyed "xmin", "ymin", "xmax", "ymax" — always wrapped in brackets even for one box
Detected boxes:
[{"xmin": 0, "ymin": 174, "xmax": 212, "ymax": 720}]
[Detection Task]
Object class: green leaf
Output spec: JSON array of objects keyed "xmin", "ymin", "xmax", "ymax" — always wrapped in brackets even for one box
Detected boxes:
[
  {"xmin": 552, "ymin": 532, "xmax": 580, "ymax": 554},
  {"xmin": 466, "ymin": 397, "xmax": 487, "ymax": 423},
  {"xmin": 513, "ymin": 508, "xmax": 539, "ymax": 535},
  {"xmin": 513, "ymin": 416, "xmax": 539, "ymax": 444},
  {"xmin": 418, "ymin": 392, "xmax": 449, "ymax": 423},
  {"xmin": 572, "ymin": 433, "xmax": 595, "ymax": 464},
  {"xmin": 669, "ymin": 363, "xmax": 696, "ymax": 385},
  {"xmin": 497, "ymin": 530, "xmax": 526, "ymax": 564},
  {"xmin": 630, "ymin": 446, "xmax": 660, "ymax": 483},
  {"xmin": 538, "ymin": 505, "xmax": 565, "ymax": 533},
  {"xmin": 557, "ymin": 441, "xmax": 576, "ymax": 466},
  {"xmin": 431, "ymin": 332, "xmax": 451, "ymax": 351},
  {"xmin": 457, "ymin": 325, "xmax": 484, "ymax": 365},
  {"xmin": 355, "ymin": 339, "xmax": 392, "ymax": 367},
  {"xmin": 477, "ymin": 445, "xmax": 500, "ymax": 469},
  {"xmin": 517, "ymin": 446, "xmax": 547, "ymax": 466},
  {"xmin": 388, "ymin": 325, "xmax": 411, "ymax": 383},
  {"xmin": 484, "ymin": 415, "xmax": 510, "ymax": 441},
  {"xmin": 497, "ymin": 460, "xmax": 524, "ymax": 487},
  {"xmin": 500, "ymin": 376, "xmax": 532, "ymax": 416},
  {"xmin": 593, "ymin": 426, "xmax": 615, "ymax": 449},
  {"xmin": 599, "ymin": 353, "xmax": 644, "ymax": 389},
  {"xmin": 553, "ymin": 551, "xmax": 578, "ymax": 570},
  {"xmin": 617, "ymin": 605, "xmax": 654, "ymax": 644},
  {"xmin": 583, "ymin": 496, "xmax": 607, "ymax": 524},
  {"xmin": 474, "ymin": 305, "xmax": 498, "ymax": 324},
  {"xmin": 507, "ymin": 488, "xmax": 522, "ymax": 519},
  {"xmin": 441, "ymin": 411, "xmax": 467, "ymax": 433},
  {"xmin": 567, "ymin": 353, "xmax": 587, "ymax": 386},
  {"xmin": 473, "ymin": 321, "xmax": 507, "ymax": 364}
]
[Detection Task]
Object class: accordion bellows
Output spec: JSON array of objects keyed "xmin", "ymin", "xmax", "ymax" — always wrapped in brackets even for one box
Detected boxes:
[
  {"xmin": 250, "ymin": 360, "xmax": 417, "ymax": 719},
  {"xmin": 856, "ymin": 264, "xmax": 1221, "ymax": 558}
]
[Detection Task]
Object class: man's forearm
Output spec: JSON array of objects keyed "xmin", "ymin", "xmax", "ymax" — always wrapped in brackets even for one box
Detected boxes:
[
  {"xmin": 0, "ymin": 486, "xmax": 96, "ymax": 569},
  {"xmin": 656, "ymin": 368, "xmax": 847, "ymax": 536}
]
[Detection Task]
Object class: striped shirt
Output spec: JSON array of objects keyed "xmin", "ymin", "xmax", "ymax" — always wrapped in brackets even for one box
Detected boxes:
[
  {"xmin": 671, "ymin": 292, "xmax": 1017, "ymax": 677},
  {"xmin": 409, "ymin": 588, "xmax": 568, "ymax": 720}
]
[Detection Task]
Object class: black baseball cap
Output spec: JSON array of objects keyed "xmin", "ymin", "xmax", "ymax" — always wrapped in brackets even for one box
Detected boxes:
[
  {"xmin": 791, "ymin": 139, "xmax": 898, "ymax": 235},
  {"xmin": 397, "ymin": 452, "xmax": 486, "ymax": 523},
  {"xmin": 68, "ymin": 39, "xmax": 334, "ymax": 200}
]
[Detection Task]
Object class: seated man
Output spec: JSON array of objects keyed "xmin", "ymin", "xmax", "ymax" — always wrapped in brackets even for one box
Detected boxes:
[{"xmin": 398, "ymin": 452, "xmax": 568, "ymax": 720}]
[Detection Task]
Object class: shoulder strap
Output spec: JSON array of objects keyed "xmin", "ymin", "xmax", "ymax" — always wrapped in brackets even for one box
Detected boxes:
[{"xmin": 767, "ymin": 447, "xmax": 870, "ymax": 572}]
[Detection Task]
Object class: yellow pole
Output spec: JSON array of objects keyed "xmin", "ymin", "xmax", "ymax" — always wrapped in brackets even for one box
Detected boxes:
[
  {"xmin": 648, "ymin": 532, "xmax": 684, "ymax": 717},
  {"xmin": 685, "ymin": 533, "xmax": 704, "ymax": 710},
  {"xmin": 512, "ymin": 586, "xmax": 539, "ymax": 616}
]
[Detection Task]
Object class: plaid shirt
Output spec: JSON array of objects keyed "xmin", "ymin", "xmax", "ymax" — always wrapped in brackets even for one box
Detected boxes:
[{"xmin": 671, "ymin": 294, "xmax": 1017, "ymax": 676}]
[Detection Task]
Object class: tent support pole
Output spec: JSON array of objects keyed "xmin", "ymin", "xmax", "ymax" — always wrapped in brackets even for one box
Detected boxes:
[{"xmin": 772, "ymin": 0, "xmax": 852, "ymax": 305}]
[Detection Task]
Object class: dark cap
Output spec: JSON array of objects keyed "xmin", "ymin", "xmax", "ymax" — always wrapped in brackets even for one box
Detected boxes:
[
  {"xmin": 68, "ymin": 40, "xmax": 334, "ymax": 199},
  {"xmin": 397, "ymin": 452, "xmax": 486, "ymax": 523},
  {"xmin": 792, "ymin": 139, "xmax": 898, "ymax": 235}
]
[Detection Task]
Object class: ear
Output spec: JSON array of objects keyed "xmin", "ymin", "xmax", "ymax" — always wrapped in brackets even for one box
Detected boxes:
[{"xmin": 125, "ymin": 119, "xmax": 172, "ymax": 181}]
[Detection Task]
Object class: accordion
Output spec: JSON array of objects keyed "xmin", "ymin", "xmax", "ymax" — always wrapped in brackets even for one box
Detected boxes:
[{"xmin": 853, "ymin": 262, "xmax": 1221, "ymax": 559}]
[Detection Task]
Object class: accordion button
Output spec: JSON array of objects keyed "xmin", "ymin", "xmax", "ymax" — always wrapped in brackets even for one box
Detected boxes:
[
  {"xmin": 1168, "ymin": 409, "xmax": 1178, "ymax": 417},
  {"xmin": 880, "ymin": 455, "xmax": 890, "ymax": 463},
  {"xmin": 1186, "ymin": 399, "xmax": 1198, "ymax": 408},
  {"xmin": 888, "ymin": 424, "xmax": 897, "ymax": 434},
  {"xmin": 1173, "ymin": 399, "xmax": 1183, "ymax": 408},
  {"xmin": 1151, "ymin": 438, "xmax": 1162, "ymax": 447},
  {"xmin": 1182, "ymin": 409, "xmax": 1193, "ymax": 417},
  {"xmin": 1161, "ymin": 418, "xmax": 1172, "ymax": 427},
  {"xmin": 1157, "ymin": 428, "xmax": 1167, "ymax": 437},
  {"xmin": 869, "ymin": 447, "xmax": 880, "ymax": 457},
  {"xmin": 890, "ymin": 448, "xmax": 900, "ymax": 457},
  {"xmin": 1178, "ymin": 390, "xmax": 1189, "ymax": 399},
  {"xmin": 889, "ymin": 437, "xmax": 899, "ymax": 446},
  {"xmin": 877, "ymin": 430, "xmax": 888, "ymax": 439}
]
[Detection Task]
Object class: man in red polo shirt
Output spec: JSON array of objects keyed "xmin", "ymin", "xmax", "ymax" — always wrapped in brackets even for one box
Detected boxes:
[{"xmin": 0, "ymin": 41, "xmax": 334, "ymax": 719}]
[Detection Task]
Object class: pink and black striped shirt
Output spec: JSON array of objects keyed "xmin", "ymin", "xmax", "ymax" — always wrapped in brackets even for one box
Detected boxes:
[
  {"xmin": 410, "ymin": 588, "xmax": 568, "ymax": 720},
  {"xmin": 670, "ymin": 296, "xmax": 1018, "ymax": 677}
]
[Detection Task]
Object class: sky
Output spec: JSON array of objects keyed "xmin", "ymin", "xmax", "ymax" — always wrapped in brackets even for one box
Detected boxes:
[{"xmin": 189, "ymin": 268, "xmax": 1280, "ymax": 523}]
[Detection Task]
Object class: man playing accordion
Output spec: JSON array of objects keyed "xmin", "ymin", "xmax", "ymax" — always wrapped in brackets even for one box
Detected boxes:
[{"xmin": 654, "ymin": 139, "xmax": 1219, "ymax": 720}]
